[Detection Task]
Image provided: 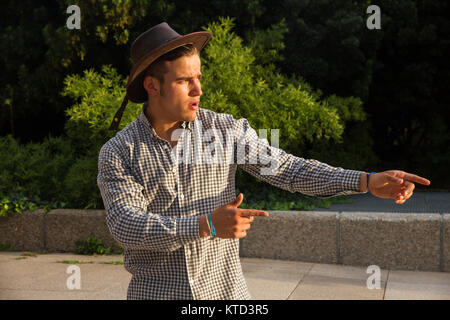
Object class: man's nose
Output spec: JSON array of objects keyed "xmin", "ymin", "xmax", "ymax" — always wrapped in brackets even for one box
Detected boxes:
[{"xmin": 190, "ymin": 79, "xmax": 202, "ymax": 97}]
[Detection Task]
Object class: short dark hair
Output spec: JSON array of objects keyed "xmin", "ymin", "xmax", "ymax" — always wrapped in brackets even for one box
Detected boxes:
[{"xmin": 144, "ymin": 44, "xmax": 199, "ymax": 85}]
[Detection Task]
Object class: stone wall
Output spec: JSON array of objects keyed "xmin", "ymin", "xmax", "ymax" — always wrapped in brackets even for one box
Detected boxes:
[{"xmin": 1, "ymin": 209, "xmax": 448, "ymax": 272}]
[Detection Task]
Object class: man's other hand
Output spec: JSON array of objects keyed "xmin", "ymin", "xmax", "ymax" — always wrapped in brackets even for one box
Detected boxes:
[{"xmin": 368, "ymin": 170, "xmax": 431, "ymax": 204}]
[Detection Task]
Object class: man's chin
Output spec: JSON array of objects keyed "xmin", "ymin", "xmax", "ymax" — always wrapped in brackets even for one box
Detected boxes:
[{"xmin": 186, "ymin": 110, "xmax": 198, "ymax": 122}]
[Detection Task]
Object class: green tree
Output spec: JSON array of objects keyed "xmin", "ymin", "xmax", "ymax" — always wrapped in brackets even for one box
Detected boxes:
[
  {"xmin": 57, "ymin": 17, "xmax": 369, "ymax": 209},
  {"xmin": 61, "ymin": 65, "xmax": 141, "ymax": 155},
  {"xmin": 3, "ymin": 0, "xmax": 447, "ymax": 190},
  {"xmin": 201, "ymin": 17, "xmax": 367, "ymax": 157},
  {"xmin": 0, "ymin": 0, "xmax": 152, "ymax": 143}
]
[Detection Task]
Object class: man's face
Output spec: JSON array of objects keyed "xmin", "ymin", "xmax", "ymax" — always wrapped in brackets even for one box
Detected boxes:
[{"xmin": 154, "ymin": 54, "xmax": 202, "ymax": 123}]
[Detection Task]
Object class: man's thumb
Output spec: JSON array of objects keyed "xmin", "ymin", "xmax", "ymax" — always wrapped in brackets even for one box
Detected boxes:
[{"xmin": 230, "ymin": 193, "xmax": 243, "ymax": 207}]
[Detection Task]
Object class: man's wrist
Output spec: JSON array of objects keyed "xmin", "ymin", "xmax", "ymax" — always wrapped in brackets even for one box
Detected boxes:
[
  {"xmin": 198, "ymin": 215, "xmax": 210, "ymax": 238},
  {"xmin": 360, "ymin": 172, "xmax": 368, "ymax": 193}
]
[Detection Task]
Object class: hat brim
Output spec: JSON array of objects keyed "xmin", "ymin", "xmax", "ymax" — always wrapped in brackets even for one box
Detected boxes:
[{"xmin": 126, "ymin": 31, "xmax": 211, "ymax": 103}]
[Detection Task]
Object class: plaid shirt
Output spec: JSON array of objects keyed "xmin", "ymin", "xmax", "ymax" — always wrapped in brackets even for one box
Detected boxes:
[{"xmin": 97, "ymin": 103, "xmax": 364, "ymax": 300}]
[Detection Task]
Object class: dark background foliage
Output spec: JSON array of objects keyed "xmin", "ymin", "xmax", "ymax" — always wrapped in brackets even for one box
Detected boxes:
[{"xmin": 1, "ymin": 0, "xmax": 448, "ymax": 190}]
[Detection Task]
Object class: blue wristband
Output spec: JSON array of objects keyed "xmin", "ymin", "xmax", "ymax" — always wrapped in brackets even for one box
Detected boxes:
[
  {"xmin": 367, "ymin": 172, "xmax": 376, "ymax": 191},
  {"xmin": 208, "ymin": 214, "xmax": 216, "ymax": 238}
]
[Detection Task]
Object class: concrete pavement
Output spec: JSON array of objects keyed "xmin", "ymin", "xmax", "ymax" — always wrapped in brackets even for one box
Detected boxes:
[{"xmin": 1, "ymin": 251, "xmax": 449, "ymax": 300}]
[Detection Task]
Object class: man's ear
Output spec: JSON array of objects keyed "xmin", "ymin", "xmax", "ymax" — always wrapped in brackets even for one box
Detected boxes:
[{"xmin": 143, "ymin": 75, "xmax": 160, "ymax": 97}]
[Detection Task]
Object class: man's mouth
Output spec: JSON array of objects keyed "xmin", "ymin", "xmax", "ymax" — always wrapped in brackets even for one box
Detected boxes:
[{"xmin": 189, "ymin": 101, "xmax": 199, "ymax": 110}]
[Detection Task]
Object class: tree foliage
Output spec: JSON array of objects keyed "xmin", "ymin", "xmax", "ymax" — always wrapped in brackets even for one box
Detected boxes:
[
  {"xmin": 0, "ymin": 0, "xmax": 152, "ymax": 142},
  {"xmin": 0, "ymin": 18, "xmax": 369, "ymax": 209},
  {"xmin": 0, "ymin": 0, "xmax": 448, "ymax": 188}
]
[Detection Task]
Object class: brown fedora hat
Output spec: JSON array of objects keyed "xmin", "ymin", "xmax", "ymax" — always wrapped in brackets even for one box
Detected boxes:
[{"xmin": 109, "ymin": 22, "xmax": 211, "ymax": 130}]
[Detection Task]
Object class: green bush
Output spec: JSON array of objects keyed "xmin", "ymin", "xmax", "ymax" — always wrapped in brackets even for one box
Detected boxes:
[
  {"xmin": 63, "ymin": 156, "xmax": 103, "ymax": 209},
  {"xmin": 0, "ymin": 193, "xmax": 38, "ymax": 218},
  {"xmin": 201, "ymin": 17, "xmax": 352, "ymax": 156},
  {"xmin": 0, "ymin": 134, "xmax": 74, "ymax": 208},
  {"xmin": 0, "ymin": 242, "xmax": 12, "ymax": 251},
  {"xmin": 75, "ymin": 235, "xmax": 122, "ymax": 255},
  {"xmin": 0, "ymin": 188, "xmax": 68, "ymax": 218},
  {"xmin": 305, "ymin": 95, "xmax": 378, "ymax": 171},
  {"xmin": 61, "ymin": 65, "xmax": 142, "ymax": 145}
]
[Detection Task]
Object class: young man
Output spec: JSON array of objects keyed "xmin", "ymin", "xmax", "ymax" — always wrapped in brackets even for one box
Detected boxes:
[{"xmin": 97, "ymin": 22, "xmax": 431, "ymax": 300}]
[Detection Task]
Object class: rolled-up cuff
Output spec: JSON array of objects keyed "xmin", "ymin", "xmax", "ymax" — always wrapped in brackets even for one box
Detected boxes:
[
  {"xmin": 176, "ymin": 215, "xmax": 201, "ymax": 245},
  {"xmin": 340, "ymin": 169, "xmax": 365, "ymax": 193}
]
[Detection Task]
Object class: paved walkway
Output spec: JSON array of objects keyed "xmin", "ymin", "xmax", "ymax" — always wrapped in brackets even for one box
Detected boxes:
[{"xmin": 1, "ymin": 252, "xmax": 449, "ymax": 300}]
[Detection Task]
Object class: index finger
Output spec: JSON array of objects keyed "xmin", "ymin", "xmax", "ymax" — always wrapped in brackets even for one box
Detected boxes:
[
  {"xmin": 238, "ymin": 209, "xmax": 269, "ymax": 217},
  {"xmin": 401, "ymin": 173, "xmax": 431, "ymax": 186}
]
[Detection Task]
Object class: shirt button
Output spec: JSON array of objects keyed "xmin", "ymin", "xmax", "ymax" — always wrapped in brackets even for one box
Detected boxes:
[
  {"xmin": 179, "ymin": 193, "xmax": 184, "ymax": 200},
  {"xmin": 172, "ymin": 167, "xmax": 177, "ymax": 174}
]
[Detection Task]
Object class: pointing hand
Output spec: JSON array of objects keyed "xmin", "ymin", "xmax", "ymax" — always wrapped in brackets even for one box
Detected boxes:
[{"xmin": 210, "ymin": 193, "xmax": 269, "ymax": 238}]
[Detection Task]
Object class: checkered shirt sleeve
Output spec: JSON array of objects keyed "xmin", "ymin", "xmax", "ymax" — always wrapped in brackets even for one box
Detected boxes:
[
  {"xmin": 234, "ymin": 117, "xmax": 364, "ymax": 198},
  {"xmin": 97, "ymin": 139, "xmax": 200, "ymax": 252}
]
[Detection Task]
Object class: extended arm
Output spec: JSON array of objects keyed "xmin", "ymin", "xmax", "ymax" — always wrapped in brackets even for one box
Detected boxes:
[{"xmin": 234, "ymin": 118, "xmax": 364, "ymax": 198}]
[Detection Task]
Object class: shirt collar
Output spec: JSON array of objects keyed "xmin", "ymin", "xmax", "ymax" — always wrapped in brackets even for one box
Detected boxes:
[{"xmin": 139, "ymin": 102, "xmax": 193, "ymax": 138}]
